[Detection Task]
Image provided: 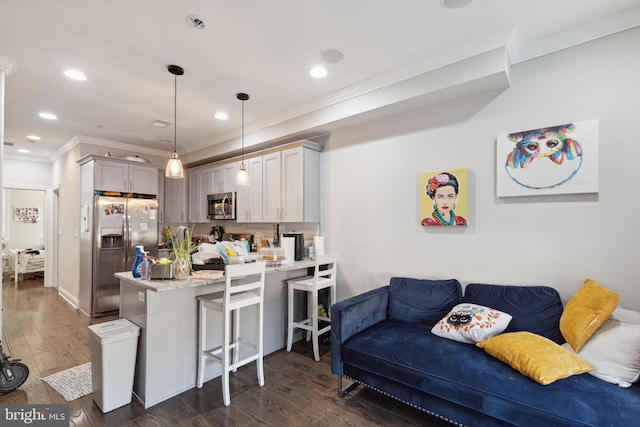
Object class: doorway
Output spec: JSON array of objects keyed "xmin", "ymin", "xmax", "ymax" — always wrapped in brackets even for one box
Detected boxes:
[{"xmin": 2, "ymin": 188, "xmax": 47, "ymax": 284}]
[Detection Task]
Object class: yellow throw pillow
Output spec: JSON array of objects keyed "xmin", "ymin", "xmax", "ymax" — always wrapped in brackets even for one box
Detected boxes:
[
  {"xmin": 477, "ymin": 332, "xmax": 595, "ymax": 385},
  {"xmin": 560, "ymin": 279, "xmax": 619, "ymax": 352}
]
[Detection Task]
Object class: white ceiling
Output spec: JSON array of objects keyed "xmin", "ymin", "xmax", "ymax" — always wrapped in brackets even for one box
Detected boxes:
[{"xmin": 1, "ymin": 0, "xmax": 639, "ymax": 164}]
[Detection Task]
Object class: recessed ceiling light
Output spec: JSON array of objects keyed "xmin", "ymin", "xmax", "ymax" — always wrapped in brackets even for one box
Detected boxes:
[
  {"xmin": 214, "ymin": 112, "xmax": 228, "ymax": 120},
  {"xmin": 39, "ymin": 112, "xmax": 57, "ymax": 120},
  {"xmin": 321, "ymin": 49, "xmax": 344, "ymax": 64},
  {"xmin": 17, "ymin": 149, "xmax": 30, "ymax": 154},
  {"xmin": 64, "ymin": 69, "xmax": 87, "ymax": 81},
  {"xmin": 152, "ymin": 120, "xmax": 170, "ymax": 128},
  {"xmin": 441, "ymin": 0, "xmax": 474, "ymax": 9},
  {"xmin": 26, "ymin": 135, "xmax": 41, "ymax": 141},
  {"xmin": 310, "ymin": 66, "xmax": 328, "ymax": 79}
]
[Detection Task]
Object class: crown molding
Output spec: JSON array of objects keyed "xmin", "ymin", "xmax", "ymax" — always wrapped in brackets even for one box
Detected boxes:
[
  {"xmin": 510, "ymin": 8, "xmax": 640, "ymax": 64},
  {"xmin": 0, "ymin": 55, "xmax": 17, "ymax": 75},
  {"xmin": 50, "ymin": 134, "xmax": 172, "ymax": 162},
  {"xmin": 4, "ymin": 153, "xmax": 52, "ymax": 164}
]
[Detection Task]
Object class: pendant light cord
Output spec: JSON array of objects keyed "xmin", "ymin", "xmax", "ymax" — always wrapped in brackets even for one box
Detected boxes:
[
  {"xmin": 174, "ymin": 73, "xmax": 177, "ymax": 154},
  {"xmin": 241, "ymin": 97, "xmax": 245, "ymax": 163}
]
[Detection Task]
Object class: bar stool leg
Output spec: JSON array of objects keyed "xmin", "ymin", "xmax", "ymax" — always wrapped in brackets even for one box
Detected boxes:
[
  {"xmin": 257, "ymin": 296, "xmax": 265, "ymax": 387},
  {"xmin": 233, "ymin": 308, "xmax": 239, "ymax": 372},
  {"xmin": 287, "ymin": 284, "xmax": 294, "ymax": 352},
  {"xmin": 222, "ymin": 306, "xmax": 231, "ymax": 406},
  {"xmin": 306, "ymin": 290, "xmax": 312, "ymax": 342},
  {"xmin": 311, "ymin": 288, "xmax": 320, "ymax": 361},
  {"xmin": 197, "ymin": 300, "xmax": 206, "ymax": 388}
]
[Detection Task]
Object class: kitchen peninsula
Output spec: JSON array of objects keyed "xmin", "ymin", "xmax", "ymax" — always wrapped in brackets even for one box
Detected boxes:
[{"xmin": 115, "ymin": 259, "xmax": 315, "ymax": 408}]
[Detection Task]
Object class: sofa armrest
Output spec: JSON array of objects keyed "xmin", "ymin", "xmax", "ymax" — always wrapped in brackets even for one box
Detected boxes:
[{"xmin": 331, "ymin": 285, "xmax": 389, "ymax": 376}]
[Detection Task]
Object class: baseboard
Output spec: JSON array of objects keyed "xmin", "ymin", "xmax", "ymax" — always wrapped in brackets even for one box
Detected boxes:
[{"xmin": 58, "ymin": 287, "xmax": 79, "ymax": 309}]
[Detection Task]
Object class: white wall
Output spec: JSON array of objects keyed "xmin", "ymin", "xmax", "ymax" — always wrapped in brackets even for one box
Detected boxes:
[
  {"xmin": 52, "ymin": 144, "xmax": 82, "ymax": 302},
  {"xmin": 3, "ymin": 158, "xmax": 52, "ymax": 188},
  {"xmin": 322, "ymin": 27, "xmax": 640, "ymax": 310},
  {"xmin": 3, "ymin": 189, "xmax": 45, "ymax": 250}
]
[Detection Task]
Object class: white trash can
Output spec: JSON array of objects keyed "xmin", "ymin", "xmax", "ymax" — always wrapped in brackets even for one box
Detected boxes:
[{"xmin": 88, "ymin": 319, "xmax": 140, "ymax": 412}]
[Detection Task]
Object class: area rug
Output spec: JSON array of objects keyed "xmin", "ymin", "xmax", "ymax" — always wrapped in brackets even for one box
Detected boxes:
[{"xmin": 41, "ymin": 362, "xmax": 92, "ymax": 401}]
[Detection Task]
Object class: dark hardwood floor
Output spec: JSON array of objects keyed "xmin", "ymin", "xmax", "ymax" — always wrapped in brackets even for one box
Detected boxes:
[{"xmin": 0, "ymin": 276, "xmax": 453, "ymax": 426}]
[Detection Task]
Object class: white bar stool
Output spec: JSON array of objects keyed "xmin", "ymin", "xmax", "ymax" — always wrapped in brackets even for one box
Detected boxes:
[
  {"xmin": 196, "ymin": 261, "xmax": 266, "ymax": 406},
  {"xmin": 286, "ymin": 254, "xmax": 337, "ymax": 361}
]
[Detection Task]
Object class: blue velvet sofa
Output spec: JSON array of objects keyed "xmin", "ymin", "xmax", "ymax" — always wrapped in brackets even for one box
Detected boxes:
[{"xmin": 331, "ymin": 277, "xmax": 640, "ymax": 426}]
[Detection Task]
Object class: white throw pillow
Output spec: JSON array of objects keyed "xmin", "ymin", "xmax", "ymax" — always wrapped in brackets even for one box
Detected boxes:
[
  {"xmin": 562, "ymin": 316, "xmax": 640, "ymax": 387},
  {"xmin": 431, "ymin": 303, "xmax": 512, "ymax": 344}
]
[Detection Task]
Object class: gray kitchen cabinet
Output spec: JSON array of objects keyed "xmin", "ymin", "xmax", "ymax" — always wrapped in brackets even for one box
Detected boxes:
[
  {"xmin": 236, "ymin": 156, "xmax": 263, "ymax": 223},
  {"xmin": 163, "ymin": 175, "xmax": 186, "ymax": 223},
  {"xmin": 187, "ymin": 166, "xmax": 213, "ymax": 223},
  {"xmin": 212, "ymin": 162, "xmax": 238, "ymax": 194},
  {"xmin": 262, "ymin": 151, "xmax": 282, "ymax": 223},
  {"xmin": 93, "ymin": 158, "xmax": 159, "ymax": 195},
  {"xmin": 157, "ymin": 171, "xmax": 165, "ymax": 223},
  {"xmin": 185, "ymin": 141, "xmax": 320, "ymax": 225},
  {"xmin": 262, "ymin": 143, "xmax": 320, "ymax": 223}
]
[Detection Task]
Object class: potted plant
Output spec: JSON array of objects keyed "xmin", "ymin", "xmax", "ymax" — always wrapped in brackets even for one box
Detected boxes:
[{"xmin": 167, "ymin": 225, "xmax": 197, "ymax": 280}]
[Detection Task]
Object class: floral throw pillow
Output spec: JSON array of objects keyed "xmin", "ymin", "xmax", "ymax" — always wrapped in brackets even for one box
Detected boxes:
[{"xmin": 431, "ymin": 303, "xmax": 512, "ymax": 344}]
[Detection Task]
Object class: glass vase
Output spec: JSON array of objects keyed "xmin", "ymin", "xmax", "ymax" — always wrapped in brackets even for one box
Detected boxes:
[{"xmin": 173, "ymin": 255, "xmax": 190, "ymax": 280}]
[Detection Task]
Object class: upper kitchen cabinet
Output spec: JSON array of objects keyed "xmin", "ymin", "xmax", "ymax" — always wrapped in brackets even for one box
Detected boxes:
[
  {"xmin": 187, "ymin": 166, "xmax": 213, "ymax": 223},
  {"xmin": 236, "ymin": 156, "xmax": 263, "ymax": 223},
  {"xmin": 212, "ymin": 162, "xmax": 238, "ymax": 194},
  {"xmin": 263, "ymin": 143, "xmax": 320, "ymax": 223},
  {"xmin": 163, "ymin": 175, "xmax": 187, "ymax": 223},
  {"xmin": 78, "ymin": 156, "xmax": 160, "ymax": 196}
]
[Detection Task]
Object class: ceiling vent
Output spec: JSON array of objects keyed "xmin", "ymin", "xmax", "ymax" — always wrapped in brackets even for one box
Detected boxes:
[{"xmin": 186, "ymin": 14, "xmax": 206, "ymax": 30}]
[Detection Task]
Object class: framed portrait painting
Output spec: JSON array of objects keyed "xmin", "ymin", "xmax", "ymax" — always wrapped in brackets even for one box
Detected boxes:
[
  {"xmin": 496, "ymin": 119, "xmax": 599, "ymax": 197},
  {"xmin": 420, "ymin": 168, "xmax": 468, "ymax": 227}
]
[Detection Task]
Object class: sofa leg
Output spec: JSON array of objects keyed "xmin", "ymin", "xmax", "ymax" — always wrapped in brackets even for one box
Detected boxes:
[{"xmin": 338, "ymin": 376, "xmax": 359, "ymax": 397}]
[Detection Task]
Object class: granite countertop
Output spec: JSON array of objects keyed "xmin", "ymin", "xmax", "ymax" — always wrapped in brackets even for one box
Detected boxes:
[{"xmin": 115, "ymin": 259, "xmax": 315, "ymax": 293}]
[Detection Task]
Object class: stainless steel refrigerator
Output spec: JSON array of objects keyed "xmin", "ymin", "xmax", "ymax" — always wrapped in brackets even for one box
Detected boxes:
[{"xmin": 79, "ymin": 195, "xmax": 158, "ymax": 317}]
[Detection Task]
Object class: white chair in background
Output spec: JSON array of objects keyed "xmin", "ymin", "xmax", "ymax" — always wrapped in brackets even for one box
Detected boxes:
[
  {"xmin": 286, "ymin": 254, "xmax": 337, "ymax": 361},
  {"xmin": 196, "ymin": 260, "xmax": 266, "ymax": 406}
]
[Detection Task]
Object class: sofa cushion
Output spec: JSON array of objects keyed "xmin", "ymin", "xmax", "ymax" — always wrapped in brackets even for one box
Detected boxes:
[
  {"xmin": 388, "ymin": 277, "xmax": 461, "ymax": 326},
  {"xmin": 560, "ymin": 278, "xmax": 619, "ymax": 352},
  {"xmin": 431, "ymin": 303, "xmax": 512, "ymax": 344},
  {"xmin": 477, "ymin": 331, "xmax": 595, "ymax": 385},
  {"xmin": 343, "ymin": 318, "xmax": 640, "ymax": 426},
  {"xmin": 562, "ymin": 317, "xmax": 640, "ymax": 387},
  {"xmin": 463, "ymin": 283, "xmax": 564, "ymax": 343}
]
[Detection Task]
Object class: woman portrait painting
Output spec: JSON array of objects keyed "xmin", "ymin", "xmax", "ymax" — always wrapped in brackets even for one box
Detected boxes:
[{"xmin": 421, "ymin": 169, "xmax": 468, "ymax": 226}]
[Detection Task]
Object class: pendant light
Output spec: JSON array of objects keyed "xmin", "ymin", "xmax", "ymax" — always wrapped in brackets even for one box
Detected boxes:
[
  {"xmin": 236, "ymin": 92, "xmax": 250, "ymax": 186},
  {"xmin": 165, "ymin": 64, "xmax": 185, "ymax": 178}
]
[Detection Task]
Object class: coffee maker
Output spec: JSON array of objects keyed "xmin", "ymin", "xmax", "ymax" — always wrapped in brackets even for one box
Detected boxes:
[{"xmin": 282, "ymin": 232, "xmax": 305, "ymax": 261}]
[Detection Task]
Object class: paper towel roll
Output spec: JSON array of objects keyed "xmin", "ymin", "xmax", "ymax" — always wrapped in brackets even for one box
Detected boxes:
[
  {"xmin": 281, "ymin": 237, "xmax": 295, "ymax": 264},
  {"xmin": 313, "ymin": 236, "xmax": 325, "ymax": 256}
]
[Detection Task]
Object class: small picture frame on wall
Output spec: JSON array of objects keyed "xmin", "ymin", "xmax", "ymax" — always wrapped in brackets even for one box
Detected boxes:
[
  {"xmin": 496, "ymin": 119, "xmax": 599, "ymax": 197},
  {"xmin": 420, "ymin": 168, "xmax": 468, "ymax": 227},
  {"xmin": 14, "ymin": 207, "xmax": 40, "ymax": 223}
]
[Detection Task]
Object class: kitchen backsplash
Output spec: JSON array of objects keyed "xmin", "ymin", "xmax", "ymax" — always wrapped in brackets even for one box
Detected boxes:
[{"xmin": 188, "ymin": 221, "xmax": 320, "ymax": 250}]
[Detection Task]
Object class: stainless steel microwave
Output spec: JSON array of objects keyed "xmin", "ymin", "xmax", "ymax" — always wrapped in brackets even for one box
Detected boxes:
[{"xmin": 207, "ymin": 192, "xmax": 236, "ymax": 220}]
